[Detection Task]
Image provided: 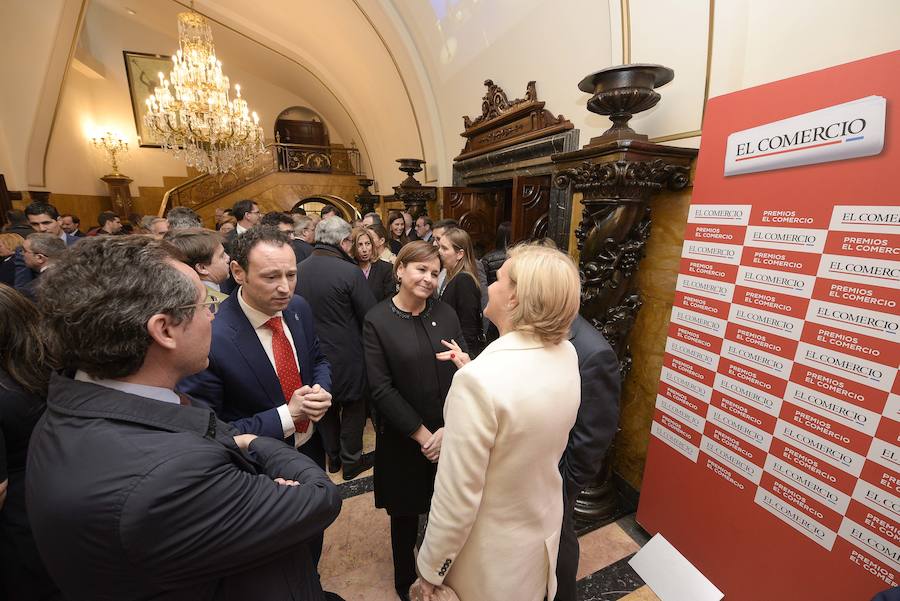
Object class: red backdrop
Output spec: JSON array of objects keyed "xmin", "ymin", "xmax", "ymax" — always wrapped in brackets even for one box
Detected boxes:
[{"xmin": 637, "ymin": 50, "xmax": 900, "ymax": 601}]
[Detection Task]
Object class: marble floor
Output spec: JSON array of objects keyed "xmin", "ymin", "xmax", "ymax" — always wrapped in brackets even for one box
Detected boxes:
[{"xmin": 320, "ymin": 421, "xmax": 659, "ymax": 601}]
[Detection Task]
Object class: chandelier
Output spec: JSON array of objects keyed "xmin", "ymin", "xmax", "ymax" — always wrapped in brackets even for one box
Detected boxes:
[{"xmin": 144, "ymin": 9, "xmax": 265, "ymax": 175}]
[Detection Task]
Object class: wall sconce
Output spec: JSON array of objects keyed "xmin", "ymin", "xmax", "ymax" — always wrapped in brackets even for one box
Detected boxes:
[{"xmin": 90, "ymin": 130, "xmax": 129, "ymax": 175}]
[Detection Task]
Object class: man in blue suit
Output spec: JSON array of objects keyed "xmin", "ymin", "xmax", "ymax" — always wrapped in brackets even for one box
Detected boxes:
[
  {"xmin": 179, "ymin": 225, "xmax": 333, "ymax": 459},
  {"xmin": 178, "ymin": 226, "xmax": 337, "ymax": 572}
]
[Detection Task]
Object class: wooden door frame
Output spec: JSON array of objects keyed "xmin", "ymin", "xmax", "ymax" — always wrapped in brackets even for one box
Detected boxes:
[{"xmin": 452, "ymin": 130, "xmax": 579, "ymax": 250}]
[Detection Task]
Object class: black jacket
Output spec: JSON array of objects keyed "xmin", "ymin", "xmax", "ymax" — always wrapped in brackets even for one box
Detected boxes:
[
  {"xmin": 439, "ymin": 272, "xmax": 485, "ymax": 357},
  {"xmin": 555, "ymin": 315, "xmax": 621, "ymax": 601},
  {"xmin": 292, "ymin": 239, "xmax": 314, "ymax": 263},
  {"xmin": 481, "ymin": 248, "xmax": 507, "ymax": 286},
  {"xmin": 297, "ymin": 244, "xmax": 376, "ymax": 404},
  {"xmin": 26, "ymin": 374, "xmax": 341, "ymax": 601},
  {"xmin": 0, "ymin": 370, "xmax": 60, "ymax": 600},
  {"xmin": 0, "ymin": 255, "xmax": 14, "ymax": 287},
  {"xmin": 363, "ymin": 298, "xmax": 464, "ymax": 513},
  {"xmin": 366, "ymin": 259, "xmax": 395, "ymax": 302}
]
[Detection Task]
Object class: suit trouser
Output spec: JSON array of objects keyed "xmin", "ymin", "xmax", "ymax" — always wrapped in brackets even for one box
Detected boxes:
[
  {"xmin": 554, "ymin": 498, "xmax": 579, "ymax": 601},
  {"xmin": 390, "ymin": 514, "xmax": 420, "ymax": 596},
  {"xmin": 321, "ymin": 397, "xmax": 367, "ymax": 467},
  {"xmin": 299, "ymin": 431, "xmax": 326, "ymax": 567}
]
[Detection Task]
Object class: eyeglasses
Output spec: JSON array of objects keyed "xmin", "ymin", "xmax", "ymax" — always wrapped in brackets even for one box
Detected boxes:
[{"xmin": 173, "ymin": 297, "xmax": 222, "ymax": 315}]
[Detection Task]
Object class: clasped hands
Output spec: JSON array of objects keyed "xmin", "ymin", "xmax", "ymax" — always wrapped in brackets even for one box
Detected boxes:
[
  {"xmin": 412, "ymin": 425, "xmax": 443, "ymax": 463},
  {"xmin": 288, "ymin": 384, "xmax": 332, "ymax": 423}
]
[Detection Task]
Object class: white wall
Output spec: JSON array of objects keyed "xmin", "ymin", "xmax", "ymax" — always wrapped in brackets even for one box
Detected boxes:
[
  {"xmin": 44, "ymin": 0, "xmax": 365, "ymax": 196},
  {"xmin": 0, "ymin": 0, "xmax": 66, "ymax": 191},
  {"xmin": 389, "ymin": 0, "xmax": 614, "ymax": 180}
]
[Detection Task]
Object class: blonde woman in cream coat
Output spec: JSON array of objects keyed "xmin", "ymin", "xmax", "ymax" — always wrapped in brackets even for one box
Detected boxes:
[{"xmin": 414, "ymin": 244, "xmax": 582, "ymax": 601}]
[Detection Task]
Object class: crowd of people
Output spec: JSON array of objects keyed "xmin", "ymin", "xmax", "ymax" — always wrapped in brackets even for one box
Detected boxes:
[{"xmin": 0, "ymin": 197, "xmax": 620, "ymax": 601}]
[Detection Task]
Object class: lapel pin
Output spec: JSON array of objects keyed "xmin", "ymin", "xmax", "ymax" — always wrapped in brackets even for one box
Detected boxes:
[{"xmin": 432, "ymin": 321, "xmax": 437, "ymax": 326}]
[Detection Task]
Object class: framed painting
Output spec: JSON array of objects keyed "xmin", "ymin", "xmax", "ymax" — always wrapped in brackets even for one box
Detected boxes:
[{"xmin": 123, "ymin": 51, "xmax": 172, "ymax": 148}]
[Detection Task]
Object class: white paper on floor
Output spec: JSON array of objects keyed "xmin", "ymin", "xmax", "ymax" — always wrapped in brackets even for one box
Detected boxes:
[{"xmin": 628, "ymin": 534, "xmax": 724, "ymax": 601}]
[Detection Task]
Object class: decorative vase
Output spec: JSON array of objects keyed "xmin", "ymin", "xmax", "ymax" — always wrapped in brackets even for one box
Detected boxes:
[{"xmin": 578, "ymin": 64, "xmax": 674, "ymax": 144}]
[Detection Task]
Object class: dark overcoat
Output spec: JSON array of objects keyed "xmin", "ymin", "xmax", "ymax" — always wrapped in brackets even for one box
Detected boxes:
[
  {"xmin": 297, "ymin": 244, "xmax": 376, "ymax": 405},
  {"xmin": 554, "ymin": 315, "xmax": 621, "ymax": 601}
]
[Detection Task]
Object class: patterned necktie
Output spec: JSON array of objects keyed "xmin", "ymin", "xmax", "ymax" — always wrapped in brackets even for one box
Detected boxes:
[{"xmin": 264, "ymin": 316, "xmax": 308, "ymax": 433}]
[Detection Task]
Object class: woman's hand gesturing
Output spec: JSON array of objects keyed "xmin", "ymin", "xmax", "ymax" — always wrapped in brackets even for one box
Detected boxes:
[{"xmin": 435, "ymin": 339, "xmax": 470, "ymax": 369}]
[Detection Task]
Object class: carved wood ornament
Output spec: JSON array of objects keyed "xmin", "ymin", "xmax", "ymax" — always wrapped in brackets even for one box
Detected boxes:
[{"xmin": 456, "ymin": 80, "xmax": 573, "ymax": 161}]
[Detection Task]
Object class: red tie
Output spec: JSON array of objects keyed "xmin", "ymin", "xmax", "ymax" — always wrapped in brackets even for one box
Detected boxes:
[{"xmin": 264, "ymin": 317, "xmax": 309, "ymax": 433}]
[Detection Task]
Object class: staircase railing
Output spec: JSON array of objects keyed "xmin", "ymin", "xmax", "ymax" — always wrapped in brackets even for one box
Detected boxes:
[{"xmin": 159, "ymin": 142, "xmax": 363, "ymax": 215}]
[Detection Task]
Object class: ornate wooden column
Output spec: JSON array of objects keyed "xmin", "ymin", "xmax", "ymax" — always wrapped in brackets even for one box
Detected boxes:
[
  {"xmin": 391, "ymin": 158, "xmax": 435, "ymax": 218},
  {"xmin": 355, "ymin": 178, "xmax": 380, "ymax": 215},
  {"xmin": 100, "ymin": 174, "xmax": 134, "ymax": 219},
  {"xmin": 552, "ymin": 64, "xmax": 697, "ymax": 530}
]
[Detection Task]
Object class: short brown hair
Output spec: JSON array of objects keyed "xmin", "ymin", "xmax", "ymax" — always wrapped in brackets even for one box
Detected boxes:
[
  {"xmin": 163, "ymin": 228, "xmax": 222, "ymax": 269},
  {"xmin": 393, "ymin": 240, "xmax": 439, "ymax": 279},
  {"xmin": 505, "ymin": 244, "xmax": 580, "ymax": 345}
]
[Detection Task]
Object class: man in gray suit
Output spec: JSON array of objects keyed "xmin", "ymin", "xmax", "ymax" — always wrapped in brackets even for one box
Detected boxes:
[{"xmin": 27, "ymin": 235, "xmax": 342, "ymax": 601}]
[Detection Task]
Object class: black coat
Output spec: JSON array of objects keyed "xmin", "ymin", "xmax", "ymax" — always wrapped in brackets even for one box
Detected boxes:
[
  {"xmin": 297, "ymin": 244, "xmax": 376, "ymax": 404},
  {"xmin": 27, "ymin": 374, "xmax": 341, "ymax": 601},
  {"xmin": 481, "ymin": 248, "xmax": 507, "ymax": 286},
  {"xmin": 0, "ymin": 255, "xmax": 14, "ymax": 287},
  {"xmin": 439, "ymin": 272, "xmax": 485, "ymax": 357},
  {"xmin": 0, "ymin": 370, "xmax": 60, "ymax": 600},
  {"xmin": 363, "ymin": 298, "xmax": 464, "ymax": 514},
  {"xmin": 554, "ymin": 315, "xmax": 621, "ymax": 601},
  {"xmin": 292, "ymin": 239, "xmax": 313, "ymax": 263},
  {"xmin": 366, "ymin": 259, "xmax": 395, "ymax": 302}
]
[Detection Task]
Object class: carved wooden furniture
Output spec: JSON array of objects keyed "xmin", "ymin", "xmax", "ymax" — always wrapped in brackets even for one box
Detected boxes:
[
  {"xmin": 355, "ymin": 178, "xmax": 380, "ymax": 215},
  {"xmin": 552, "ymin": 64, "xmax": 697, "ymax": 530},
  {"xmin": 440, "ymin": 187, "xmax": 504, "ymax": 256},
  {"xmin": 457, "ymin": 80, "xmax": 573, "ymax": 162},
  {"xmin": 451, "ymin": 80, "xmax": 579, "ymax": 248},
  {"xmin": 100, "ymin": 174, "xmax": 134, "ymax": 219},
  {"xmin": 389, "ymin": 158, "xmax": 436, "ymax": 219}
]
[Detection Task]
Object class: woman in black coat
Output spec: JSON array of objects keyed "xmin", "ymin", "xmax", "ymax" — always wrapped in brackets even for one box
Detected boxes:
[
  {"xmin": 437, "ymin": 227, "xmax": 486, "ymax": 357},
  {"xmin": 363, "ymin": 241, "xmax": 466, "ymax": 601},
  {"xmin": 350, "ymin": 227, "xmax": 394, "ymax": 302},
  {"xmin": 0, "ymin": 284, "xmax": 61, "ymax": 600}
]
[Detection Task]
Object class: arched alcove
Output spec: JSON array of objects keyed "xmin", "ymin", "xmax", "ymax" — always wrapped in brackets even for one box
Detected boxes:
[
  {"xmin": 275, "ymin": 106, "xmax": 329, "ymax": 146},
  {"xmin": 291, "ymin": 194, "xmax": 359, "ymax": 221}
]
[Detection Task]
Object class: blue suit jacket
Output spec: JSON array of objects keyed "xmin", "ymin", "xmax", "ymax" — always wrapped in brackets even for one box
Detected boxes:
[{"xmin": 178, "ymin": 292, "xmax": 331, "ymax": 440}]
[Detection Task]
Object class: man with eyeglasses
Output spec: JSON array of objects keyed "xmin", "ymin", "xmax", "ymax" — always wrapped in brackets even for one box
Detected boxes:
[{"xmin": 27, "ymin": 235, "xmax": 342, "ymax": 601}]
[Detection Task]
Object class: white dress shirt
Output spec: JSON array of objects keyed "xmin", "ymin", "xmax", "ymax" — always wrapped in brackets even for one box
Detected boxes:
[{"xmin": 236, "ymin": 287, "xmax": 313, "ymax": 447}]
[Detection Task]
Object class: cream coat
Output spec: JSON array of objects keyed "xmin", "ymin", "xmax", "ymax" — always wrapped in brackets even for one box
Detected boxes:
[{"xmin": 417, "ymin": 331, "xmax": 581, "ymax": 601}]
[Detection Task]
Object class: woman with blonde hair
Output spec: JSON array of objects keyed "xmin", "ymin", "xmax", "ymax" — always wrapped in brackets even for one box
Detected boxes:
[
  {"xmin": 436, "ymin": 227, "xmax": 485, "ymax": 357},
  {"xmin": 0, "ymin": 233, "xmax": 25, "ymax": 287},
  {"xmin": 350, "ymin": 226, "xmax": 394, "ymax": 302},
  {"xmin": 414, "ymin": 243, "xmax": 582, "ymax": 601},
  {"xmin": 367, "ymin": 223, "xmax": 396, "ymax": 264}
]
